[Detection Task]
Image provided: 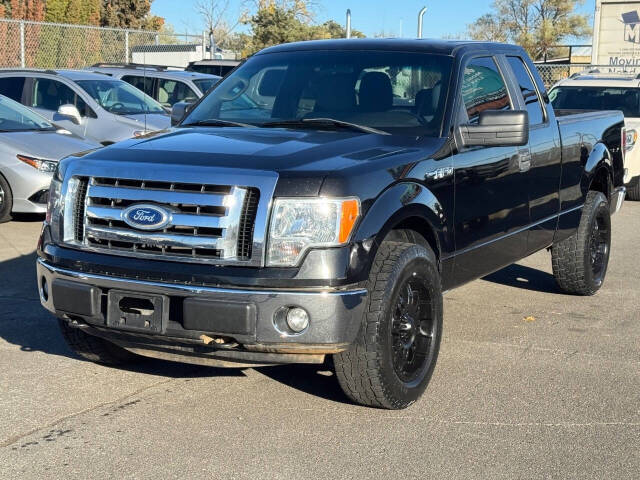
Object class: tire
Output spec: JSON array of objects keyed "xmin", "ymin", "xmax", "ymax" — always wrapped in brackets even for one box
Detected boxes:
[
  {"xmin": 0, "ymin": 174, "xmax": 12, "ymax": 223},
  {"xmin": 627, "ymin": 176, "xmax": 640, "ymax": 201},
  {"xmin": 57, "ymin": 319, "xmax": 140, "ymax": 365},
  {"xmin": 552, "ymin": 191, "xmax": 611, "ymax": 296},
  {"xmin": 334, "ymin": 241, "xmax": 443, "ymax": 409}
]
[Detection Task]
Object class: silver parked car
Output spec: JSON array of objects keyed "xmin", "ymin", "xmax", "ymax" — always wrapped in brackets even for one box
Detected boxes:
[
  {"xmin": 0, "ymin": 69, "xmax": 171, "ymax": 145},
  {"xmin": 0, "ymin": 94, "xmax": 100, "ymax": 222},
  {"xmin": 88, "ymin": 64, "xmax": 221, "ymax": 108}
]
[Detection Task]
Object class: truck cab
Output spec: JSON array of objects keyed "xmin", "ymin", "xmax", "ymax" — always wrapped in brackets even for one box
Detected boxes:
[{"xmin": 37, "ymin": 39, "xmax": 626, "ymax": 409}]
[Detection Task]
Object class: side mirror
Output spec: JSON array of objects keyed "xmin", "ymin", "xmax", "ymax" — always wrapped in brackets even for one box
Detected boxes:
[
  {"xmin": 458, "ymin": 110, "xmax": 529, "ymax": 147},
  {"xmin": 57, "ymin": 104, "xmax": 82, "ymax": 125},
  {"xmin": 171, "ymin": 101, "xmax": 193, "ymax": 126}
]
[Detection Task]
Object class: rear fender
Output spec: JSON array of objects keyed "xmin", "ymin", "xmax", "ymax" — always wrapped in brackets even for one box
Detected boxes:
[{"xmin": 582, "ymin": 142, "xmax": 614, "ymax": 199}]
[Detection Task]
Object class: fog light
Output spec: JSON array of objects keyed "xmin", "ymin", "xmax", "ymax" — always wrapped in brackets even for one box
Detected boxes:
[{"xmin": 286, "ymin": 307, "xmax": 309, "ymax": 333}]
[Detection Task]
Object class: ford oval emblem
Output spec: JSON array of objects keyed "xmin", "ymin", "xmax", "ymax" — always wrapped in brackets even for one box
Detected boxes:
[{"xmin": 122, "ymin": 204, "xmax": 171, "ymax": 231}]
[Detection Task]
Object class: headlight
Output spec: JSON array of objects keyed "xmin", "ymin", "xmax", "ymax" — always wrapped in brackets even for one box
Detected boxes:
[
  {"xmin": 266, "ymin": 197, "xmax": 360, "ymax": 267},
  {"xmin": 17, "ymin": 154, "xmax": 57, "ymax": 173},
  {"xmin": 46, "ymin": 157, "xmax": 78, "ymax": 245}
]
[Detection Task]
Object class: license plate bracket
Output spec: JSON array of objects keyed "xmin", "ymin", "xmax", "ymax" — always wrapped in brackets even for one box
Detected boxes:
[{"xmin": 106, "ymin": 290, "xmax": 166, "ymax": 333}]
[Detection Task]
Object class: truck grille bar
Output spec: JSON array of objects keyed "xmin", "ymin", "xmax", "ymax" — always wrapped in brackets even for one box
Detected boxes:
[{"xmin": 74, "ymin": 177, "xmax": 260, "ymax": 264}]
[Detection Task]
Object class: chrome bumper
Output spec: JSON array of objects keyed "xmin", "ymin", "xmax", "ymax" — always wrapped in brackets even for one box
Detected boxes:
[{"xmin": 36, "ymin": 259, "xmax": 367, "ymax": 352}]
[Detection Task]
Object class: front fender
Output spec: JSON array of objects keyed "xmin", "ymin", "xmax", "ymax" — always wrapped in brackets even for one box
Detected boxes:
[{"xmin": 347, "ymin": 182, "xmax": 452, "ymax": 282}]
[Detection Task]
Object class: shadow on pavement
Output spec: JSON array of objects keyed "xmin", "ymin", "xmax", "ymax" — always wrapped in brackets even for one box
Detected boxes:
[
  {"xmin": 482, "ymin": 263, "xmax": 560, "ymax": 294},
  {"xmin": 10, "ymin": 213, "xmax": 46, "ymax": 223},
  {"xmin": 256, "ymin": 359, "xmax": 352, "ymax": 405},
  {"xmin": 0, "ymin": 250, "xmax": 245, "ymax": 379}
]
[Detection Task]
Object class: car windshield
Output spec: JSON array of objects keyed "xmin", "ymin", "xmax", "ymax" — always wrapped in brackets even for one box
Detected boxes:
[
  {"xmin": 193, "ymin": 78, "xmax": 219, "ymax": 94},
  {"xmin": 550, "ymin": 86, "xmax": 640, "ymax": 117},
  {"xmin": 0, "ymin": 94, "xmax": 54, "ymax": 132},
  {"xmin": 182, "ymin": 50, "xmax": 453, "ymax": 136},
  {"xmin": 76, "ymin": 79, "xmax": 166, "ymax": 115}
]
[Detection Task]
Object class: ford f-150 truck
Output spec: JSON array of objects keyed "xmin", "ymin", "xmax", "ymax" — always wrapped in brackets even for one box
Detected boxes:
[{"xmin": 37, "ymin": 39, "xmax": 627, "ymax": 409}]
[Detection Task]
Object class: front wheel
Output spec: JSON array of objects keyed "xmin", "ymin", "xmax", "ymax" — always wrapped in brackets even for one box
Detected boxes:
[
  {"xmin": 333, "ymin": 241, "xmax": 443, "ymax": 409},
  {"xmin": 552, "ymin": 191, "xmax": 611, "ymax": 296}
]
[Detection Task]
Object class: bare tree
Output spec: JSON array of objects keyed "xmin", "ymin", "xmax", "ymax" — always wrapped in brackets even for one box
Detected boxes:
[{"xmin": 195, "ymin": 0, "xmax": 244, "ymax": 48}]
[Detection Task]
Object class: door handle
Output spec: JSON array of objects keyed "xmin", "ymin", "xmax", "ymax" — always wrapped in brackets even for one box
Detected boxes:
[{"xmin": 517, "ymin": 152, "xmax": 532, "ymax": 172}]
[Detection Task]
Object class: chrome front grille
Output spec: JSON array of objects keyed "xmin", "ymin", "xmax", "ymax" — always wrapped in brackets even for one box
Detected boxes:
[{"xmin": 76, "ymin": 177, "xmax": 259, "ymax": 264}]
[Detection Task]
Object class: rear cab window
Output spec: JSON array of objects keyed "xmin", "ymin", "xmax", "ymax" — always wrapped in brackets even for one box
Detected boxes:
[{"xmin": 506, "ymin": 56, "xmax": 545, "ymax": 124}]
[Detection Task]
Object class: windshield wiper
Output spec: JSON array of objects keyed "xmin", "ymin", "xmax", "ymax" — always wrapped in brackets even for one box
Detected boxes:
[
  {"xmin": 181, "ymin": 119, "xmax": 254, "ymax": 128},
  {"xmin": 261, "ymin": 118, "xmax": 389, "ymax": 135}
]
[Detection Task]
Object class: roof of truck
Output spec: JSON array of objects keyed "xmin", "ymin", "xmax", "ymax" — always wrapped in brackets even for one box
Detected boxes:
[{"xmin": 258, "ymin": 38, "xmax": 526, "ymax": 56}]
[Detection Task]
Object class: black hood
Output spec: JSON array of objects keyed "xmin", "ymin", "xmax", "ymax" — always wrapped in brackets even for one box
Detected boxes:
[
  {"xmin": 86, "ymin": 127, "xmax": 446, "ymax": 196},
  {"xmin": 95, "ymin": 127, "xmax": 444, "ymax": 173}
]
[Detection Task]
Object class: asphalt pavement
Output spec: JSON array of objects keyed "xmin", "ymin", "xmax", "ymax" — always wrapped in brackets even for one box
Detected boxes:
[{"xmin": 1, "ymin": 205, "xmax": 638, "ymax": 479}]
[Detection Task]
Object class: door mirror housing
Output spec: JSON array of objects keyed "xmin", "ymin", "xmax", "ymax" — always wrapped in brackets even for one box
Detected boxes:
[
  {"xmin": 171, "ymin": 101, "xmax": 193, "ymax": 126},
  {"xmin": 458, "ymin": 110, "xmax": 529, "ymax": 147},
  {"xmin": 57, "ymin": 104, "xmax": 82, "ymax": 125}
]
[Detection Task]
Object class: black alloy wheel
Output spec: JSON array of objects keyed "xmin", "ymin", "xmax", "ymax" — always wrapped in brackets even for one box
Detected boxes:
[{"xmin": 390, "ymin": 277, "xmax": 437, "ymax": 385}]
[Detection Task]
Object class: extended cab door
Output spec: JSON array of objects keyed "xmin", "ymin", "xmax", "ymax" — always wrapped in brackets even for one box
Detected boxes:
[
  {"xmin": 504, "ymin": 55, "xmax": 562, "ymax": 254},
  {"xmin": 450, "ymin": 56, "xmax": 530, "ymax": 285}
]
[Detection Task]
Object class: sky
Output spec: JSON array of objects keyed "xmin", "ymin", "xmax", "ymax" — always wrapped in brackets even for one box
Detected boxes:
[{"xmin": 151, "ymin": 0, "xmax": 597, "ymax": 40}]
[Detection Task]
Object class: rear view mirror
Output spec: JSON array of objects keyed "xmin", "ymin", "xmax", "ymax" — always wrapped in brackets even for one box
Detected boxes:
[
  {"xmin": 458, "ymin": 110, "xmax": 529, "ymax": 147},
  {"xmin": 171, "ymin": 101, "xmax": 193, "ymax": 126},
  {"xmin": 57, "ymin": 104, "xmax": 81, "ymax": 125}
]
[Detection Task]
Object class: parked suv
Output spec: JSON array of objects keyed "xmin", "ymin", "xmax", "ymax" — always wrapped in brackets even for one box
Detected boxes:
[
  {"xmin": 550, "ymin": 71, "xmax": 640, "ymax": 199},
  {"xmin": 88, "ymin": 64, "xmax": 221, "ymax": 108},
  {"xmin": 0, "ymin": 69, "xmax": 170, "ymax": 145}
]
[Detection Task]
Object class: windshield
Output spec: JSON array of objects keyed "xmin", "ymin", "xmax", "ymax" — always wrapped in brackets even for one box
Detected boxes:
[
  {"xmin": 182, "ymin": 50, "xmax": 453, "ymax": 136},
  {"xmin": 76, "ymin": 79, "xmax": 165, "ymax": 115},
  {"xmin": 0, "ymin": 94, "xmax": 54, "ymax": 132},
  {"xmin": 193, "ymin": 78, "xmax": 219, "ymax": 94},
  {"xmin": 550, "ymin": 86, "xmax": 640, "ymax": 117}
]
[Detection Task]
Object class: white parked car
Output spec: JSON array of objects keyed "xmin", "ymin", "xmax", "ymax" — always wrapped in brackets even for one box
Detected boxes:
[{"xmin": 549, "ymin": 71, "xmax": 640, "ymax": 200}]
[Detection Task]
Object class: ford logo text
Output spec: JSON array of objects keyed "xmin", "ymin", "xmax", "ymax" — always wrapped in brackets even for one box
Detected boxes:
[{"xmin": 122, "ymin": 204, "xmax": 172, "ymax": 231}]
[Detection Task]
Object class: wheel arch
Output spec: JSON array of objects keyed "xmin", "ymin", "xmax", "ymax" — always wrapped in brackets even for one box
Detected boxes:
[
  {"xmin": 351, "ymin": 182, "xmax": 451, "ymax": 279},
  {"xmin": 583, "ymin": 142, "xmax": 614, "ymax": 200}
]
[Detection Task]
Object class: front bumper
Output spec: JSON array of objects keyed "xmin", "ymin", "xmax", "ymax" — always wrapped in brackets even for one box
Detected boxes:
[
  {"xmin": 0, "ymin": 164, "xmax": 52, "ymax": 213},
  {"xmin": 37, "ymin": 259, "xmax": 367, "ymax": 366}
]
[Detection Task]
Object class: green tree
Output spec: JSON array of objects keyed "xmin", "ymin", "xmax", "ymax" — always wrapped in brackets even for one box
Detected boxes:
[
  {"xmin": 100, "ymin": 0, "xmax": 163, "ymax": 30},
  {"xmin": 466, "ymin": 0, "xmax": 591, "ymax": 60},
  {"xmin": 321, "ymin": 20, "xmax": 365, "ymax": 39},
  {"xmin": 243, "ymin": 1, "xmax": 364, "ymax": 55}
]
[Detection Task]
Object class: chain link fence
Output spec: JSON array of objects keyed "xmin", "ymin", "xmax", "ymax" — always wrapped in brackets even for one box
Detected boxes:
[
  {"xmin": 0, "ymin": 18, "xmax": 210, "ymax": 69},
  {"xmin": 534, "ymin": 63, "xmax": 640, "ymax": 89}
]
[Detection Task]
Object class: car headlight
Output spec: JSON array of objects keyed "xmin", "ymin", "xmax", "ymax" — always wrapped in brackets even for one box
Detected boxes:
[
  {"xmin": 266, "ymin": 197, "xmax": 360, "ymax": 267},
  {"xmin": 17, "ymin": 154, "xmax": 57, "ymax": 173}
]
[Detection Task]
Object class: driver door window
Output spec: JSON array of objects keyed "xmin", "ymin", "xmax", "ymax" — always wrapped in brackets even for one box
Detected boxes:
[
  {"xmin": 32, "ymin": 78, "xmax": 90, "ymax": 116},
  {"xmin": 461, "ymin": 57, "xmax": 511, "ymax": 124}
]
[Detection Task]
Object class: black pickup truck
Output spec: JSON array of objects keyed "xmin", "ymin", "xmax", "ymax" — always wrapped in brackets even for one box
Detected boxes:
[{"xmin": 37, "ymin": 39, "xmax": 627, "ymax": 409}]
